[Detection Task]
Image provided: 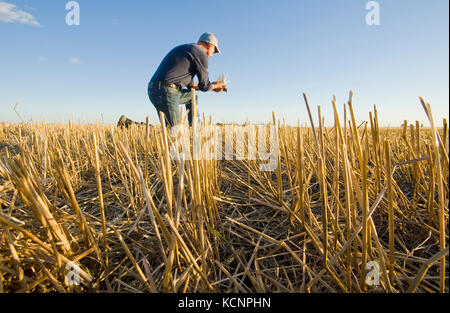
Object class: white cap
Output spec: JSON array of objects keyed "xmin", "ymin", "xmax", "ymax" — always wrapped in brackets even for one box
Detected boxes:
[{"xmin": 198, "ymin": 32, "xmax": 221, "ymax": 54}]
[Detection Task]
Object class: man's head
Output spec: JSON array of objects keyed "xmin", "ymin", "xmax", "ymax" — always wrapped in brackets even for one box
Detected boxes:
[{"xmin": 197, "ymin": 32, "xmax": 221, "ymax": 58}]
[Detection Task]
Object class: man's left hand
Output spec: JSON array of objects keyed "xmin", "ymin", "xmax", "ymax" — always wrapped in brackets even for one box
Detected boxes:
[{"xmin": 212, "ymin": 81, "xmax": 226, "ymax": 93}]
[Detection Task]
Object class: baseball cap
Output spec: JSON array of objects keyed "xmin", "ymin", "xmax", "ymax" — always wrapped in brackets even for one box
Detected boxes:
[{"xmin": 198, "ymin": 32, "xmax": 221, "ymax": 54}]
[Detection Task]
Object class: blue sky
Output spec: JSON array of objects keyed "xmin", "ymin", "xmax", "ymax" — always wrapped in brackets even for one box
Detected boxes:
[{"xmin": 0, "ymin": 0, "xmax": 448, "ymax": 126}]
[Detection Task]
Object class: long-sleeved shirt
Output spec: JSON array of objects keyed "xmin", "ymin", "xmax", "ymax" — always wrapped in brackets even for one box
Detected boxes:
[{"xmin": 150, "ymin": 43, "xmax": 212, "ymax": 92}]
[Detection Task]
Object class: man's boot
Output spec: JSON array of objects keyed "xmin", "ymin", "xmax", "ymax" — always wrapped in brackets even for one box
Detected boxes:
[{"xmin": 117, "ymin": 115, "xmax": 135, "ymax": 128}]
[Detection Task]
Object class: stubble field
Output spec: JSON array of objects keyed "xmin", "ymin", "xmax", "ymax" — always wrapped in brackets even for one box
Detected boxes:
[{"xmin": 0, "ymin": 95, "xmax": 448, "ymax": 293}]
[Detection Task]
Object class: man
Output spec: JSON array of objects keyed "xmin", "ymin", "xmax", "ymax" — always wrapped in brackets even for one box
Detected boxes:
[
  {"xmin": 148, "ymin": 32, "xmax": 225, "ymax": 126},
  {"xmin": 118, "ymin": 32, "xmax": 226, "ymax": 128}
]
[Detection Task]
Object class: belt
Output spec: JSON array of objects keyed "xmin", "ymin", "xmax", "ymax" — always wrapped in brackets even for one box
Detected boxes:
[{"xmin": 150, "ymin": 81, "xmax": 181, "ymax": 91}]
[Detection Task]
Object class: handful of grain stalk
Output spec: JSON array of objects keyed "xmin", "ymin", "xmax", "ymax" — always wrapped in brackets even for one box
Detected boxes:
[{"xmin": 217, "ymin": 74, "xmax": 228, "ymax": 92}]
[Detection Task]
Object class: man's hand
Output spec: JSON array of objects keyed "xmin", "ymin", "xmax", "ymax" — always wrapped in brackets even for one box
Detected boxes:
[
  {"xmin": 212, "ymin": 81, "xmax": 226, "ymax": 93},
  {"xmin": 191, "ymin": 81, "xmax": 226, "ymax": 92}
]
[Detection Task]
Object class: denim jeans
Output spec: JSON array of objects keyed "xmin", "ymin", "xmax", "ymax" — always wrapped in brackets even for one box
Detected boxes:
[{"xmin": 148, "ymin": 84, "xmax": 198, "ymax": 126}]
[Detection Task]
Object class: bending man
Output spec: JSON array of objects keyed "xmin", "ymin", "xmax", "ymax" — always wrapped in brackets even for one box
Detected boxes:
[
  {"xmin": 149, "ymin": 32, "xmax": 225, "ymax": 126},
  {"xmin": 118, "ymin": 32, "xmax": 225, "ymax": 128}
]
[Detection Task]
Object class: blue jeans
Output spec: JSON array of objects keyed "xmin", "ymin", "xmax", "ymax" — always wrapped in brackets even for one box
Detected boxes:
[{"xmin": 148, "ymin": 84, "xmax": 198, "ymax": 126}]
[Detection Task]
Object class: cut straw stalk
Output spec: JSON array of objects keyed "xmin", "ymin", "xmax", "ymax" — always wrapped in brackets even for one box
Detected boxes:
[
  {"xmin": 318, "ymin": 156, "xmax": 329, "ymax": 269},
  {"xmin": 384, "ymin": 140, "xmax": 395, "ymax": 283},
  {"xmin": 93, "ymin": 133, "xmax": 108, "ymax": 268},
  {"xmin": 332, "ymin": 99, "xmax": 340, "ymax": 251},
  {"xmin": 333, "ymin": 99, "xmax": 354, "ymax": 289},
  {"xmin": 302, "ymin": 93, "xmax": 320, "ymax": 155},
  {"xmin": 296, "ymin": 125, "xmax": 305, "ymax": 225},
  {"xmin": 359, "ymin": 125, "xmax": 370, "ymax": 291},
  {"xmin": 272, "ymin": 112, "xmax": 283, "ymax": 204},
  {"xmin": 420, "ymin": 97, "xmax": 446, "ymax": 293}
]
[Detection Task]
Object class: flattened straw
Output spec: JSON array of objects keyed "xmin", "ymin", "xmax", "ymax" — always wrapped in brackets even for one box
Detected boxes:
[
  {"xmin": 0, "ymin": 212, "xmax": 92, "ymax": 283},
  {"xmin": 31, "ymin": 251, "xmax": 66, "ymax": 293},
  {"xmin": 0, "ymin": 266, "xmax": 4, "ymax": 293},
  {"xmin": 142, "ymin": 258, "xmax": 158, "ymax": 293},
  {"xmin": 114, "ymin": 229, "xmax": 154, "ymax": 292},
  {"xmin": 214, "ymin": 260, "xmax": 247, "ymax": 293},
  {"xmin": 407, "ymin": 247, "xmax": 449, "ymax": 293},
  {"xmin": 4, "ymin": 227, "xmax": 26, "ymax": 289}
]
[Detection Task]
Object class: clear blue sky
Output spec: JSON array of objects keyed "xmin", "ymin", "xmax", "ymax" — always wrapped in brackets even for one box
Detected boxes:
[{"xmin": 1, "ymin": 0, "xmax": 448, "ymax": 126}]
